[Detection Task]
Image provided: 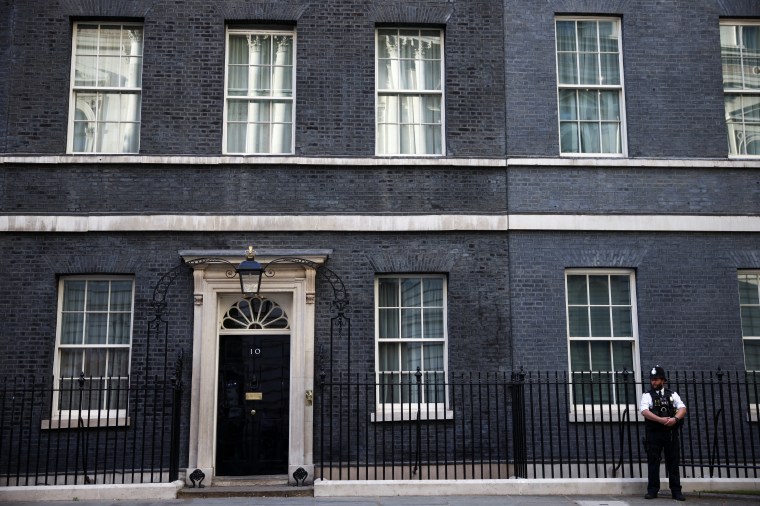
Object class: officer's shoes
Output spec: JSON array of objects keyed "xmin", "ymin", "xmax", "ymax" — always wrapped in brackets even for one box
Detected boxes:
[
  {"xmin": 672, "ymin": 491, "xmax": 686, "ymax": 501},
  {"xmin": 645, "ymin": 492, "xmax": 657, "ymax": 499}
]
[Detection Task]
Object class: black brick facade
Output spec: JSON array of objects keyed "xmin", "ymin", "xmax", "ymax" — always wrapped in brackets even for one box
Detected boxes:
[{"xmin": 2, "ymin": 0, "xmax": 760, "ymax": 478}]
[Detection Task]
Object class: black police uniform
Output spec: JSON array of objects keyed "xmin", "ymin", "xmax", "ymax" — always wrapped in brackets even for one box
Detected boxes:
[{"xmin": 641, "ymin": 366, "xmax": 685, "ymax": 500}]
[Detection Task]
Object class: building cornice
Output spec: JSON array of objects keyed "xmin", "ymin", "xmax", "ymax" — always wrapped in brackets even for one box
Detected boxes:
[
  {"xmin": 3, "ymin": 155, "xmax": 760, "ymax": 168},
  {"xmin": 1, "ymin": 214, "xmax": 758, "ymax": 233}
]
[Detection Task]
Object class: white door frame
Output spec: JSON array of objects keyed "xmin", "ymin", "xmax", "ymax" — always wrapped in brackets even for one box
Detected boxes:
[{"xmin": 180, "ymin": 249, "xmax": 330, "ymax": 484}]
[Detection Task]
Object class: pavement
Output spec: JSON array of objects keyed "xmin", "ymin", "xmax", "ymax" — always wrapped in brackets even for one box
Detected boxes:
[{"xmin": 5, "ymin": 494, "xmax": 760, "ymax": 506}]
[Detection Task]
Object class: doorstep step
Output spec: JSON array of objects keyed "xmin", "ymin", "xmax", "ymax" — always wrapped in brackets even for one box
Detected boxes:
[{"xmin": 178, "ymin": 484, "xmax": 313, "ymax": 498}]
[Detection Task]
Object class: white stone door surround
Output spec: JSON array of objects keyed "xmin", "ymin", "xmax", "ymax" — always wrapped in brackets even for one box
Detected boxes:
[{"xmin": 180, "ymin": 249, "xmax": 331, "ymax": 484}]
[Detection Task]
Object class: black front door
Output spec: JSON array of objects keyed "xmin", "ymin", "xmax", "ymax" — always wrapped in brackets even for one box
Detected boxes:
[{"xmin": 216, "ymin": 335, "xmax": 290, "ymax": 476}]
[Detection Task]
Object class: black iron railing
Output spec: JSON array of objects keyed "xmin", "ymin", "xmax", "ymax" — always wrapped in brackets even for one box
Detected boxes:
[
  {"xmin": 316, "ymin": 369, "xmax": 760, "ymax": 481},
  {"xmin": 0, "ymin": 371, "xmax": 183, "ymax": 486}
]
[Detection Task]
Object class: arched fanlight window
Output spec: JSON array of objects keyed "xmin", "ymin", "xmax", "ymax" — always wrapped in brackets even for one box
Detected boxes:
[{"xmin": 221, "ymin": 297, "xmax": 290, "ymax": 330}]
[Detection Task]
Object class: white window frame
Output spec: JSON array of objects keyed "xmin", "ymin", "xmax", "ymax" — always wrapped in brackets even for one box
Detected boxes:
[
  {"xmin": 555, "ymin": 17, "xmax": 627, "ymax": 157},
  {"xmin": 721, "ymin": 20, "xmax": 760, "ymax": 158},
  {"xmin": 67, "ymin": 22, "xmax": 143, "ymax": 154},
  {"xmin": 738, "ymin": 270, "xmax": 760, "ymax": 419},
  {"xmin": 565, "ymin": 269, "xmax": 641, "ymax": 421},
  {"xmin": 223, "ymin": 28, "xmax": 296, "ymax": 155},
  {"xmin": 49, "ymin": 276, "xmax": 134, "ymax": 427},
  {"xmin": 373, "ymin": 274, "xmax": 451, "ymax": 421},
  {"xmin": 375, "ymin": 27, "xmax": 445, "ymax": 157}
]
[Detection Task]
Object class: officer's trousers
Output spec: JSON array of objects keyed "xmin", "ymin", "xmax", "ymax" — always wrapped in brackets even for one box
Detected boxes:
[{"xmin": 645, "ymin": 428, "xmax": 681, "ymax": 495}]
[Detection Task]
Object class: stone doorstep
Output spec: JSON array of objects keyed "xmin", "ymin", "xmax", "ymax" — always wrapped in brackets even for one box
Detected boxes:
[
  {"xmin": 178, "ymin": 475, "xmax": 313, "ymax": 498},
  {"xmin": 177, "ymin": 485, "xmax": 314, "ymax": 498}
]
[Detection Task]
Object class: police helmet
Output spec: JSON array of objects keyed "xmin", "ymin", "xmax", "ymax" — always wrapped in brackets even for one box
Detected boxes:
[{"xmin": 649, "ymin": 365, "xmax": 666, "ymax": 380}]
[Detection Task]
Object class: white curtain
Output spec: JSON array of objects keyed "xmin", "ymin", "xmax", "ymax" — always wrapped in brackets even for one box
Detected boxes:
[
  {"xmin": 377, "ymin": 30, "xmax": 441, "ymax": 155},
  {"xmin": 72, "ymin": 25, "xmax": 142, "ymax": 153},
  {"xmin": 227, "ymin": 33, "xmax": 293, "ymax": 154}
]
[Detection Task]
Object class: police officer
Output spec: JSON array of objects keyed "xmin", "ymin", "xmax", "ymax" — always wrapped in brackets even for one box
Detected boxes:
[{"xmin": 640, "ymin": 365, "xmax": 687, "ymax": 501}]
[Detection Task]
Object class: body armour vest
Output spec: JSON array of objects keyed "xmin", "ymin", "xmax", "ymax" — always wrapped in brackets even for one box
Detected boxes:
[{"xmin": 645, "ymin": 388, "xmax": 677, "ymax": 431}]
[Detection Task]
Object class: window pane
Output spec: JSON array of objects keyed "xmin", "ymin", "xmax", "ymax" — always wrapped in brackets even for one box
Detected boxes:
[
  {"xmin": 401, "ymin": 278, "xmax": 421, "ymax": 306},
  {"xmin": 273, "ymin": 35, "xmax": 293, "ymax": 65},
  {"xmin": 745, "ymin": 340, "xmax": 760, "ymax": 370},
  {"xmin": 401, "ymin": 308, "xmax": 422, "ymax": 339},
  {"xmin": 378, "ymin": 30, "xmax": 397, "ymax": 59},
  {"xmin": 743, "ymin": 26, "xmax": 760, "ymax": 90},
  {"xmin": 612, "ymin": 341, "xmax": 634, "ymax": 371},
  {"xmin": 560, "ymin": 122, "xmax": 579, "ymax": 153},
  {"xmin": 588, "ymin": 275, "xmax": 609, "ymax": 304},
  {"xmin": 745, "ymin": 122, "xmax": 760, "ymax": 155},
  {"xmin": 568, "ymin": 307, "xmax": 590, "ymax": 337},
  {"xmin": 423, "ymin": 343, "xmax": 444, "ymax": 370},
  {"xmin": 577, "ymin": 21, "xmax": 598, "ymax": 52},
  {"xmin": 421, "ymin": 30, "xmax": 441, "ymax": 58},
  {"xmin": 110, "ymin": 313, "xmax": 131, "ymax": 344},
  {"xmin": 570, "ymin": 341, "xmax": 590, "ymax": 371},
  {"xmin": 556, "ymin": 21, "xmax": 576, "ymax": 52},
  {"xmin": 61, "ymin": 313, "xmax": 84, "ymax": 344},
  {"xmin": 75, "ymin": 25, "xmax": 99, "ymax": 54},
  {"xmin": 109, "ymin": 349, "xmax": 130, "ymax": 377},
  {"xmin": 722, "ymin": 25, "xmax": 742, "ymax": 89},
  {"xmin": 422, "ymin": 95, "xmax": 442, "ymax": 123},
  {"xmin": 590, "ymin": 341, "xmax": 612, "ymax": 371},
  {"xmin": 228, "ymin": 35, "xmax": 249, "ymax": 64},
  {"xmin": 63, "ymin": 280, "xmax": 86, "ymax": 311},
  {"xmin": 379, "ymin": 343, "xmax": 399, "ymax": 371},
  {"xmin": 227, "ymin": 66, "xmax": 248, "ymax": 95},
  {"xmin": 379, "ymin": 372, "xmax": 399, "ymax": 403},
  {"xmin": 273, "ymin": 66, "xmax": 293, "ymax": 96},
  {"xmin": 590, "ymin": 307, "xmax": 612, "ymax": 337},
  {"xmin": 250, "ymin": 66, "xmax": 271, "ymax": 96},
  {"xmin": 599, "ymin": 91, "xmax": 620, "ymax": 120},
  {"xmin": 579, "ymin": 52, "xmax": 599, "ymax": 85},
  {"xmin": 249, "ymin": 122, "xmax": 269, "ymax": 153},
  {"xmin": 399, "ymin": 30, "xmax": 418, "ymax": 58},
  {"xmin": 379, "ymin": 308, "xmax": 399, "ymax": 339},
  {"xmin": 612, "ymin": 307, "xmax": 632, "ymax": 337},
  {"xmin": 227, "ymin": 123, "xmax": 247, "ymax": 152},
  {"xmin": 600, "ymin": 54, "xmax": 620, "ymax": 85},
  {"xmin": 559, "ymin": 90, "xmax": 578, "ymax": 120},
  {"xmin": 600, "ymin": 122, "xmax": 621, "ymax": 154},
  {"xmin": 739, "ymin": 274, "xmax": 760, "ymax": 304},
  {"xmin": 88, "ymin": 281, "xmax": 110, "ymax": 311},
  {"xmin": 423, "ymin": 60, "xmax": 441, "ymax": 90},
  {"xmin": 567, "ymin": 275, "xmax": 587, "ymax": 304},
  {"xmin": 741, "ymin": 307, "xmax": 760, "ymax": 336},
  {"xmin": 609, "ymin": 275, "xmax": 630, "ymax": 304},
  {"xmin": 557, "ymin": 54, "xmax": 578, "ymax": 84},
  {"xmin": 423, "ymin": 278, "xmax": 443, "ymax": 306},
  {"xmin": 108, "ymin": 378, "xmax": 130, "ymax": 409},
  {"xmin": 578, "ymin": 91, "xmax": 599, "ymax": 121},
  {"xmin": 379, "ymin": 278, "xmax": 399, "ymax": 306},
  {"xmin": 424, "ymin": 308, "xmax": 443, "ymax": 339},
  {"xmin": 401, "ymin": 342, "xmax": 422, "ymax": 370},
  {"xmin": 110, "ymin": 281, "xmax": 133, "ymax": 311},
  {"xmin": 84, "ymin": 348, "xmax": 107, "ymax": 377},
  {"xmin": 598, "ymin": 21, "xmax": 618, "ymax": 52},
  {"xmin": 74, "ymin": 55, "xmax": 98, "ymax": 87},
  {"xmin": 400, "ymin": 373, "xmax": 419, "ymax": 403},
  {"xmin": 85, "ymin": 313, "xmax": 108, "ymax": 344},
  {"xmin": 60, "ymin": 349, "xmax": 82, "ymax": 378},
  {"xmin": 99, "ymin": 26, "xmax": 122, "ymax": 56}
]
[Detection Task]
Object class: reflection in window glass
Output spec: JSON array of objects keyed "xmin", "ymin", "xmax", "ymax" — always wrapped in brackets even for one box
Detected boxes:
[
  {"xmin": 555, "ymin": 18, "xmax": 624, "ymax": 155},
  {"xmin": 566, "ymin": 271, "xmax": 637, "ymax": 405},
  {"xmin": 57, "ymin": 277, "xmax": 134, "ymax": 411},
  {"xmin": 376, "ymin": 275, "xmax": 447, "ymax": 405}
]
